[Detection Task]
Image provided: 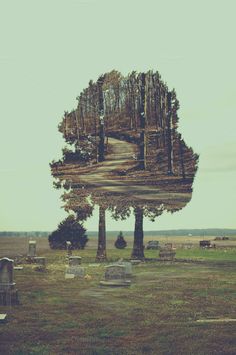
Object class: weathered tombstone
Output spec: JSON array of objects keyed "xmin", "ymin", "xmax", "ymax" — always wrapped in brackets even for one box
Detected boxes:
[
  {"xmin": 165, "ymin": 243, "xmax": 173, "ymax": 249},
  {"xmin": 65, "ymin": 266, "xmax": 85, "ymax": 278},
  {"xmin": 117, "ymin": 261, "xmax": 132, "ymax": 277},
  {"xmin": 146, "ymin": 241, "xmax": 159, "ymax": 250},
  {"xmin": 159, "ymin": 245, "xmax": 176, "ymax": 261},
  {"xmin": 100, "ymin": 265, "xmax": 131, "ymax": 286},
  {"xmin": 68, "ymin": 256, "xmax": 81, "ymax": 266},
  {"xmin": 0, "ymin": 258, "xmax": 19, "ymax": 305},
  {"xmin": 28, "ymin": 241, "xmax": 36, "ymax": 258},
  {"xmin": 105, "ymin": 265, "xmax": 126, "ymax": 280}
]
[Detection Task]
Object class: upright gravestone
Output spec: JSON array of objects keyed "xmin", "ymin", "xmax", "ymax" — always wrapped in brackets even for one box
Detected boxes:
[
  {"xmin": 65, "ymin": 266, "xmax": 85, "ymax": 278},
  {"xmin": 0, "ymin": 258, "xmax": 19, "ymax": 305},
  {"xmin": 28, "ymin": 241, "xmax": 36, "ymax": 258},
  {"xmin": 117, "ymin": 261, "xmax": 132, "ymax": 277},
  {"xmin": 100, "ymin": 265, "xmax": 131, "ymax": 287},
  {"xmin": 65, "ymin": 256, "xmax": 83, "ymax": 278},
  {"xmin": 68, "ymin": 256, "xmax": 81, "ymax": 266},
  {"xmin": 159, "ymin": 244, "xmax": 176, "ymax": 261}
]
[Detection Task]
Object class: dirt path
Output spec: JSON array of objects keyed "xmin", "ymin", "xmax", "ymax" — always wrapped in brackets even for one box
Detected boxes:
[
  {"xmin": 78, "ymin": 137, "xmax": 138, "ymax": 187},
  {"xmin": 77, "ymin": 138, "xmax": 190, "ymax": 204}
]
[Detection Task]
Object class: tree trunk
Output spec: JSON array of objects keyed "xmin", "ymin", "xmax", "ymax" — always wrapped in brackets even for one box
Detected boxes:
[
  {"xmin": 131, "ymin": 207, "xmax": 145, "ymax": 259},
  {"xmin": 96, "ymin": 206, "xmax": 107, "ymax": 261},
  {"xmin": 75, "ymin": 109, "xmax": 80, "ymax": 147},
  {"xmin": 94, "ymin": 115, "xmax": 98, "ymax": 163},
  {"xmin": 139, "ymin": 73, "xmax": 146, "ymax": 170},
  {"xmin": 97, "ymin": 76, "xmax": 105, "ymax": 162},
  {"xmin": 98, "ymin": 118, "xmax": 105, "ymax": 162},
  {"xmin": 179, "ymin": 136, "xmax": 186, "ymax": 179},
  {"xmin": 166, "ymin": 91, "xmax": 173, "ymax": 175}
]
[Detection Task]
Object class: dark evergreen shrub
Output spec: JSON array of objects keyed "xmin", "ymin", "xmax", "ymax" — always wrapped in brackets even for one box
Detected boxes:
[
  {"xmin": 48, "ymin": 215, "xmax": 88, "ymax": 249},
  {"xmin": 114, "ymin": 231, "xmax": 127, "ymax": 249}
]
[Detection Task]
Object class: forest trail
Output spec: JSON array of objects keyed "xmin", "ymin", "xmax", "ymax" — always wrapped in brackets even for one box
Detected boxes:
[
  {"xmin": 76, "ymin": 138, "xmax": 189, "ymax": 203},
  {"xmin": 79, "ymin": 137, "xmax": 138, "ymax": 186}
]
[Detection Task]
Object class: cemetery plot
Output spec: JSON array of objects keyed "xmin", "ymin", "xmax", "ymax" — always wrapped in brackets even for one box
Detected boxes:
[{"xmin": 0, "ymin": 237, "xmax": 236, "ymax": 354}]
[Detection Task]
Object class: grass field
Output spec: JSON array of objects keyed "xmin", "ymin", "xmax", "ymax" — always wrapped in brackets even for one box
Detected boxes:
[{"xmin": 0, "ymin": 235, "xmax": 236, "ymax": 355}]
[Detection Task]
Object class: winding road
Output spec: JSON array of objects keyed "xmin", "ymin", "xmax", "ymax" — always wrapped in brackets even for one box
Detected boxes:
[{"xmin": 74, "ymin": 138, "xmax": 190, "ymax": 205}]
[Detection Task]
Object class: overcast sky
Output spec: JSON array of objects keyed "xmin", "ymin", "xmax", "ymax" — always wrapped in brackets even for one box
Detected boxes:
[{"xmin": 0, "ymin": 0, "xmax": 235, "ymax": 231}]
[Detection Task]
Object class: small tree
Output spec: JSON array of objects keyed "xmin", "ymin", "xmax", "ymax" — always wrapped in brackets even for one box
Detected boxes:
[
  {"xmin": 114, "ymin": 231, "xmax": 127, "ymax": 249},
  {"xmin": 48, "ymin": 215, "xmax": 88, "ymax": 249}
]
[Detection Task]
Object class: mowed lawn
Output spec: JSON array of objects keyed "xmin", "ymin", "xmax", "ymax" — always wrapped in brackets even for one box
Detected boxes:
[{"xmin": 0, "ymin": 235, "xmax": 236, "ymax": 355}]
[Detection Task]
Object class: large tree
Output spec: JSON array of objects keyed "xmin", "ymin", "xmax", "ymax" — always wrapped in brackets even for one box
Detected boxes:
[{"xmin": 51, "ymin": 69, "xmax": 199, "ymax": 260}]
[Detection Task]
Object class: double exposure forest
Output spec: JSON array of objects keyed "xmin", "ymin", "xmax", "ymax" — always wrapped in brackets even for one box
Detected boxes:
[{"xmin": 50, "ymin": 70, "xmax": 199, "ymax": 259}]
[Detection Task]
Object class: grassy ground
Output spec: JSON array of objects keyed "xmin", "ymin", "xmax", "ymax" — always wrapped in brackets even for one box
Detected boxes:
[{"xmin": 0, "ymin": 235, "xmax": 236, "ymax": 354}]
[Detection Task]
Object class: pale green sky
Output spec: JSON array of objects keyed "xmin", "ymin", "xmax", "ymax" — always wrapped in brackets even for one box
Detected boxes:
[{"xmin": 0, "ymin": 0, "xmax": 235, "ymax": 231}]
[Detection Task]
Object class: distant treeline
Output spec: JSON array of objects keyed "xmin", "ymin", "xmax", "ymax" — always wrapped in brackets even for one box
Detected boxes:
[
  {"xmin": 0, "ymin": 229, "xmax": 236, "ymax": 238},
  {"xmin": 87, "ymin": 229, "xmax": 236, "ymax": 237},
  {"xmin": 0, "ymin": 231, "xmax": 49, "ymax": 237}
]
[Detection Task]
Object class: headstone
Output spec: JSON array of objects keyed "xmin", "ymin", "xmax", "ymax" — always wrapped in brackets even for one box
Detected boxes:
[
  {"xmin": 28, "ymin": 241, "xmax": 36, "ymax": 258},
  {"xmin": 164, "ymin": 243, "xmax": 173, "ymax": 249},
  {"xmin": 68, "ymin": 256, "xmax": 81, "ymax": 266},
  {"xmin": 117, "ymin": 261, "xmax": 132, "ymax": 276},
  {"xmin": 159, "ymin": 245, "xmax": 176, "ymax": 261},
  {"xmin": 146, "ymin": 241, "xmax": 159, "ymax": 249},
  {"xmin": 0, "ymin": 258, "xmax": 14, "ymax": 289},
  {"xmin": 100, "ymin": 265, "xmax": 131, "ymax": 286},
  {"xmin": 65, "ymin": 266, "xmax": 85, "ymax": 278},
  {"xmin": 0, "ymin": 258, "xmax": 19, "ymax": 305},
  {"xmin": 105, "ymin": 265, "xmax": 126, "ymax": 281}
]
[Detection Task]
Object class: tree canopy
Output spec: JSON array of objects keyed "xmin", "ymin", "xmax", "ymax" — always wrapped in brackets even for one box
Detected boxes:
[{"xmin": 50, "ymin": 69, "xmax": 199, "ymax": 259}]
